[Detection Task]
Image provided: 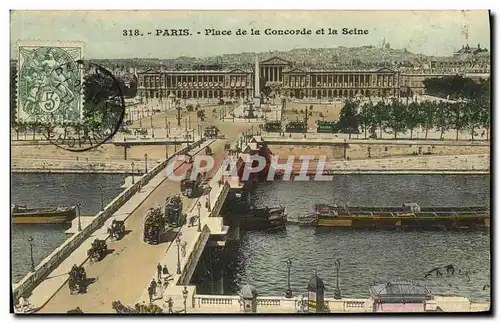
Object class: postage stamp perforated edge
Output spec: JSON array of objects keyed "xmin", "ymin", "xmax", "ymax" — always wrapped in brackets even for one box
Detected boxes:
[{"xmin": 16, "ymin": 40, "xmax": 85, "ymax": 124}]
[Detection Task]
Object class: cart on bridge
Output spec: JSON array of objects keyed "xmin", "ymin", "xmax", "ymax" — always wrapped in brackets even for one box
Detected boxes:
[{"xmin": 68, "ymin": 264, "xmax": 87, "ymax": 295}]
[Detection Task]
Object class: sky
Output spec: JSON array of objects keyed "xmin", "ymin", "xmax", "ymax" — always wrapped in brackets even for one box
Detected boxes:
[{"xmin": 10, "ymin": 10, "xmax": 490, "ymax": 59}]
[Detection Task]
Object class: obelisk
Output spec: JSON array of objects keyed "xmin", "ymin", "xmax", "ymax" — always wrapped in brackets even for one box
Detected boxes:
[{"xmin": 254, "ymin": 55, "xmax": 261, "ymax": 108}]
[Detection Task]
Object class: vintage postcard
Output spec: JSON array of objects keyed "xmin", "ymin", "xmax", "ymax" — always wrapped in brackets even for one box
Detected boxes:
[{"xmin": 10, "ymin": 10, "xmax": 490, "ymax": 314}]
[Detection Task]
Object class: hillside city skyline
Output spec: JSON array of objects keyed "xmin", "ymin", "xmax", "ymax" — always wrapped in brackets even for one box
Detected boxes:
[
  {"xmin": 10, "ymin": 10, "xmax": 490, "ymax": 59},
  {"xmin": 68, "ymin": 43, "xmax": 490, "ymax": 61}
]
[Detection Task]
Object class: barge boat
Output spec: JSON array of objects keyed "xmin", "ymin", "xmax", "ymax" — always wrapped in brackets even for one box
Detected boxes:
[
  {"xmin": 239, "ymin": 205, "xmax": 287, "ymax": 231},
  {"xmin": 11, "ymin": 205, "xmax": 77, "ymax": 224},
  {"xmin": 311, "ymin": 203, "xmax": 489, "ymax": 230}
]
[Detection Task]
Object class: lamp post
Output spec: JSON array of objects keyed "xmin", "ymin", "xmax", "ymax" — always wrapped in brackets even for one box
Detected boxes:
[
  {"xmin": 304, "ymin": 106, "xmax": 310, "ymax": 139},
  {"xmin": 76, "ymin": 202, "xmax": 82, "ymax": 232},
  {"xmin": 28, "ymin": 236, "xmax": 35, "ymax": 272},
  {"xmin": 175, "ymin": 235, "xmax": 181, "ymax": 274},
  {"xmin": 131, "ymin": 162, "xmax": 135, "ymax": 184},
  {"xmin": 197, "ymin": 202, "xmax": 202, "ymax": 232},
  {"xmin": 144, "ymin": 153, "xmax": 148, "ymax": 173},
  {"xmin": 140, "ymin": 106, "xmax": 144, "ymax": 128},
  {"xmin": 182, "ymin": 286, "xmax": 188, "ymax": 313},
  {"xmin": 334, "ymin": 259, "xmax": 341, "ymax": 299},
  {"xmin": 99, "ymin": 184, "xmax": 104, "ymax": 211},
  {"xmin": 176, "ymin": 100, "xmax": 182, "ymax": 127},
  {"xmin": 285, "ymin": 258, "xmax": 292, "ymax": 298},
  {"xmin": 207, "ymin": 188, "xmax": 211, "ymax": 211}
]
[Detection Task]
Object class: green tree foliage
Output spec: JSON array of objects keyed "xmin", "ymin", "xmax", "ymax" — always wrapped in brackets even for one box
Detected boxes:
[
  {"xmin": 359, "ymin": 101, "xmax": 374, "ymax": 139},
  {"xmin": 405, "ymin": 101, "xmax": 421, "ymax": 139},
  {"xmin": 386, "ymin": 100, "xmax": 407, "ymax": 139},
  {"xmin": 372, "ymin": 100, "xmax": 389, "ymax": 139},
  {"xmin": 336, "ymin": 99, "xmax": 360, "ymax": 139},
  {"xmin": 434, "ymin": 102, "xmax": 451, "ymax": 140},
  {"xmin": 423, "ymin": 75, "xmax": 489, "ymax": 100},
  {"xmin": 463, "ymin": 100, "xmax": 483, "ymax": 141},
  {"xmin": 335, "ymin": 93, "xmax": 490, "ymax": 141},
  {"xmin": 82, "ymin": 73, "xmax": 123, "ymax": 133},
  {"xmin": 420, "ymin": 100, "xmax": 435, "ymax": 139}
]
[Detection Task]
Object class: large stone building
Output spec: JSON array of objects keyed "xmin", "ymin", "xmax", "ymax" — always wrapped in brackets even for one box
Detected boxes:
[{"xmin": 136, "ymin": 55, "xmax": 489, "ymax": 100}]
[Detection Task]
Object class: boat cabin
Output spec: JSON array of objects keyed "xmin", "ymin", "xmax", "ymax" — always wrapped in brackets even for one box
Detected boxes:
[{"xmin": 402, "ymin": 203, "xmax": 421, "ymax": 212}]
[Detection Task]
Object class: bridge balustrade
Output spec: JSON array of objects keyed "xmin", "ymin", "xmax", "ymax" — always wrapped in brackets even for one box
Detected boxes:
[{"xmin": 12, "ymin": 138, "xmax": 207, "ymax": 301}]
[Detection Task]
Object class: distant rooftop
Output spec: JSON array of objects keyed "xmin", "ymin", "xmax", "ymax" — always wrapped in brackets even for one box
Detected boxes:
[{"xmin": 454, "ymin": 44, "xmax": 489, "ymax": 56}]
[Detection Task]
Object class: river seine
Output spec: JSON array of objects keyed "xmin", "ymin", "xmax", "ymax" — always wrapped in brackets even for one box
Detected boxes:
[
  {"xmin": 11, "ymin": 174, "xmax": 490, "ymax": 302},
  {"xmin": 11, "ymin": 173, "xmax": 126, "ymax": 283}
]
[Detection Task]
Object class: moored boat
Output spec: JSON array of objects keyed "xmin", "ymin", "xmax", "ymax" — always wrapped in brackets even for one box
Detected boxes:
[
  {"xmin": 312, "ymin": 202, "xmax": 490, "ymax": 230},
  {"xmin": 11, "ymin": 205, "xmax": 77, "ymax": 224},
  {"xmin": 239, "ymin": 205, "xmax": 287, "ymax": 230}
]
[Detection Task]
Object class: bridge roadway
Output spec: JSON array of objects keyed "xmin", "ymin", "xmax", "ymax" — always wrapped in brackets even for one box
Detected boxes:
[{"xmin": 37, "ymin": 139, "xmax": 230, "ymax": 314}]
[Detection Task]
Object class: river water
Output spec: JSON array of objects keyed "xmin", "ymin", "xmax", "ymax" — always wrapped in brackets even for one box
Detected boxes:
[
  {"xmin": 11, "ymin": 174, "xmax": 490, "ymax": 302},
  {"xmin": 11, "ymin": 173, "xmax": 126, "ymax": 283},
  {"xmin": 220, "ymin": 176, "xmax": 491, "ymax": 302}
]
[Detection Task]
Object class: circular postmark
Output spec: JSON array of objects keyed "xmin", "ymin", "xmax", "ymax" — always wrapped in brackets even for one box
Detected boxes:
[{"xmin": 26, "ymin": 56, "xmax": 126, "ymax": 152}]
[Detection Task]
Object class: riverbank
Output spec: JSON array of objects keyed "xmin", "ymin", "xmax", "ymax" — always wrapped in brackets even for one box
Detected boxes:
[
  {"xmin": 283, "ymin": 154, "xmax": 489, "ymax": 176},
  {"xmin": 11, "ymin": 153, "xmax": 490, "ymax": 175}
]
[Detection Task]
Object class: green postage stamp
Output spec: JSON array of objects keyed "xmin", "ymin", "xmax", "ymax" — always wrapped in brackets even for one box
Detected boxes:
[{"xmin": 16, "ymin": 41, "xmax": 84, "ymax": 124}]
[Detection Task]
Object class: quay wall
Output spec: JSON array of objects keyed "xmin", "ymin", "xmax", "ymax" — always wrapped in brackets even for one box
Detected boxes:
[
  {"xmin": 279, "ymin": 154, "xmax": 490, "ymax": 175},
  {"xmin": 268, "ymin": 142, "xmax": 490, "ymax": 161},
  {"xmin": 12, "ymin": 139, "xmax": 206, "ymax": 301},
  {"xmin": 11, "ymin": 143, "xmax": 182, "ymax": 173}
]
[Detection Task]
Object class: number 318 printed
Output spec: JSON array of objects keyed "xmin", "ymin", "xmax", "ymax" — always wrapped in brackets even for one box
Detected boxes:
[{"xmin": 123, "ymin": 29, "xmax": 141, "ymax": 36}]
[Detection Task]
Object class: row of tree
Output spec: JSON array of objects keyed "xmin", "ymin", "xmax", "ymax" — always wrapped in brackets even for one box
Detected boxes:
[
  {"xmin": 423, "ymin": 75, "xmax": 490, "ymax": 101},
  {"xmin": 337, "ymin": 97, "xmax": 490, "ymax": 141}
]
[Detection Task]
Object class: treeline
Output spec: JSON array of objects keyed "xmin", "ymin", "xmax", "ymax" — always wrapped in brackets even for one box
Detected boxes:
[
  {"xmin": 337, "ymin": 97, "xmax": 490, "ymax": 141},
  {"xmin": 423, "ymin": 75, "xmax": 490, "ymax": 101}
]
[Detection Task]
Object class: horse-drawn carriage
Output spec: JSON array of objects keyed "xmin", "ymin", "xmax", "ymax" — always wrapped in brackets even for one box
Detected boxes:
[
  {"xmin": 165, "ymin": 195, "xmax": 185, "ymax": 227},
  {"xmin": 112, "ymin": 301, "xmax": 138, "ymax": 314},
  {"xmin": 68, "ymin": 264, "xmax": 87, "ymax": 295},
  {"xmin": 143, "ymin": 206, "xmax": 166, "ymax": 244},
  {"xmin": 204, "ymin": 126, "xmax": 219, "ymax": 139},
  {"xmin": 108, "ymin": 219, "xmax": 126, "ymax": 240},
  {"xmin": 181, "ymin": 170, "xmax": 204, "ymax": 198},
  {"xmin": 87, "ymin": 238, "xmax": 107, "ymax": 263}
]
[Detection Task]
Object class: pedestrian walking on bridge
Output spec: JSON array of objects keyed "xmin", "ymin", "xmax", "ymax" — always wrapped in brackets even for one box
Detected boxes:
[
  {"xmin": 167, "ymin": 297, "xmax": 174, "ymax": 313},
  {"xmin": 162, "ymin": 265, "xmax": 169, "ymax": 277},
  {"xmin": 157, "ymin": 263, "xmax": 162, "ymax": 280},
  {"xmin": 181, "ymin": 241, "xmax": 187, "ymax": 257},
  {"xmin": 147, "ymin": 285, "xmax": 154, "ymax": 303},
  {"xmin": 150, "ymin": 279, "xmax": 158, "ymax": 296},
  {"xmin": 156, "ymin": 278, "xmax": 163, "ymax": 298}
]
